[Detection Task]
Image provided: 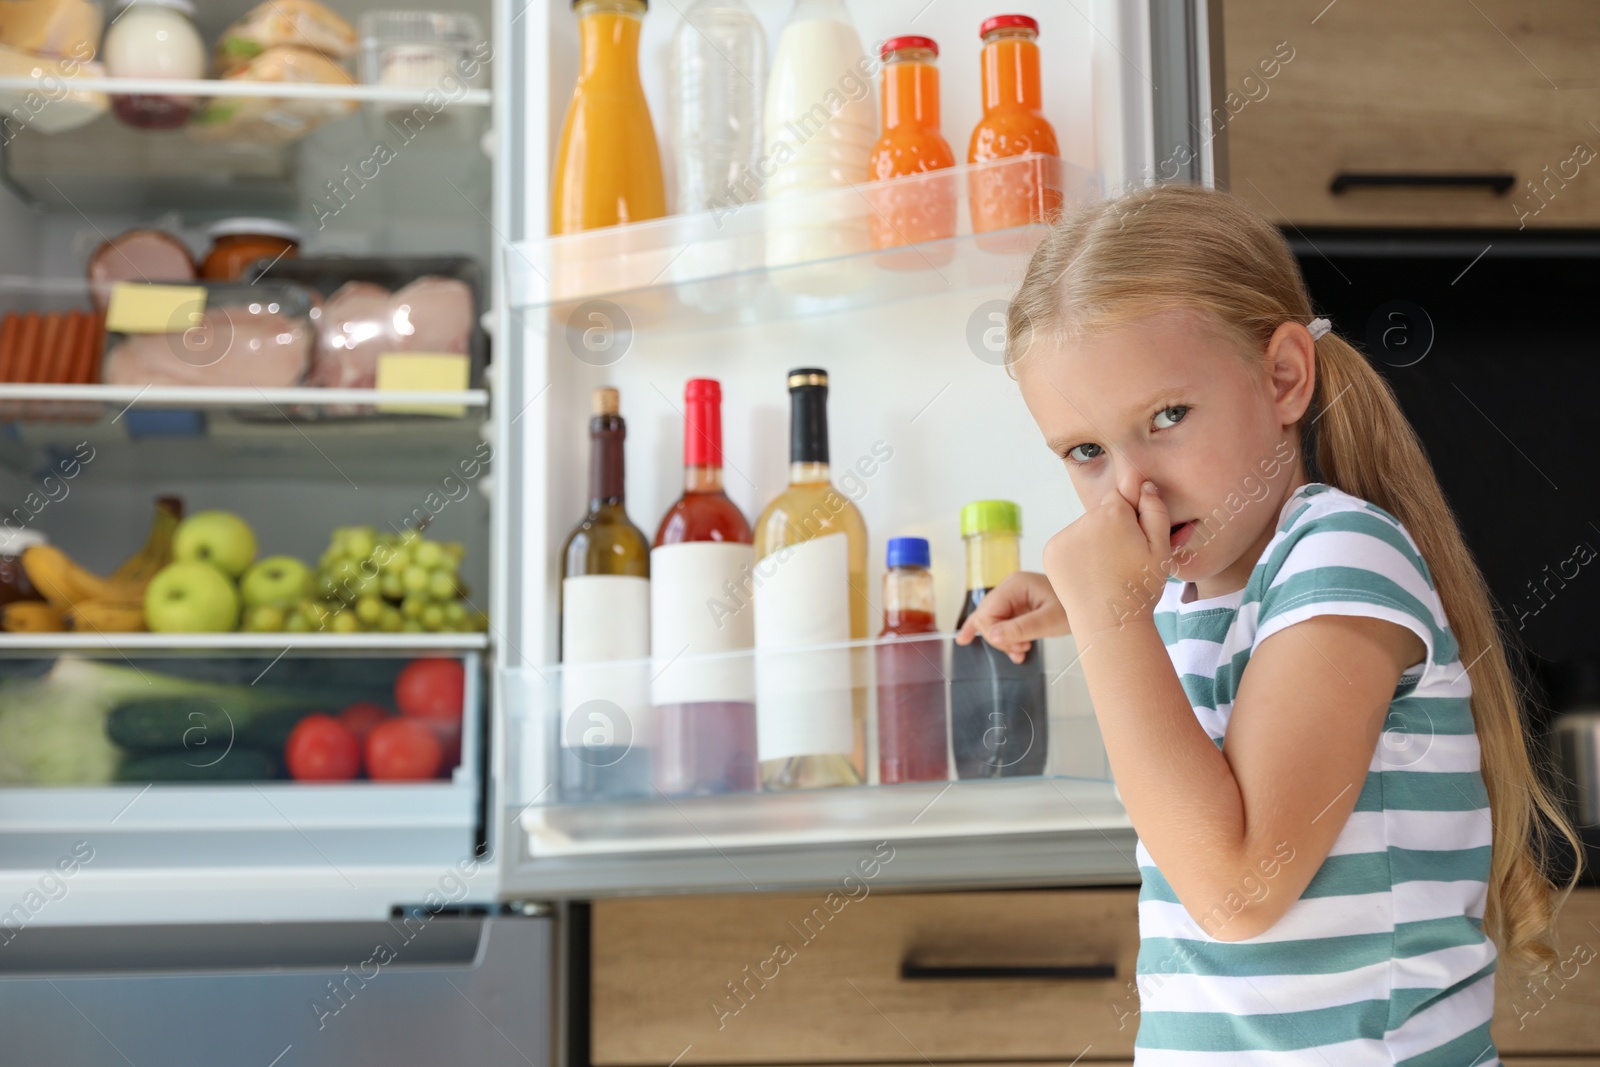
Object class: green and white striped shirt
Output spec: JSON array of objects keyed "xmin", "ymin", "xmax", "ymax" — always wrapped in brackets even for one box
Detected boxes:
[{"xmin": 1139, "ymin": 482, "xmax": 1496, "ymax": 1066}]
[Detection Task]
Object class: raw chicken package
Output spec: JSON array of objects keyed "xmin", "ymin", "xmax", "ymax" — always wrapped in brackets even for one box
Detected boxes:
[{"xmin": 101, "ymin": 282, "xmax": 314, "ymax": 388}]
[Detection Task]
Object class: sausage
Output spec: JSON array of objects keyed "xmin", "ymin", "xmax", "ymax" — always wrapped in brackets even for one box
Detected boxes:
[
  {"xmin": 52, "ymin": 311, "xmax": 83, "ymax": 385},
  {"xmin": 13, "ymin": 312, "xmax": 41, "ymax": 383},
  {"xmin": 0, "ymin": 313, "xmax": 20, "ymax": 382},
  {"xmin": 34, "ymin": 313, "xmax": 62, "ymax": 385}
]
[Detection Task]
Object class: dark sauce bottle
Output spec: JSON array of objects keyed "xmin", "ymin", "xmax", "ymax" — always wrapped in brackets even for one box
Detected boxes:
[{"xmin": 951, "ymin": 500, "xmax": 1048, "ymax": 777}]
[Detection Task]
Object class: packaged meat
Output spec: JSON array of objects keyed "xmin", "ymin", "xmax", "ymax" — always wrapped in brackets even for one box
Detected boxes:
[
  {"xmin": 0, "ymin": 0, "xmax": 102, "ymax": 59},
  {"xmin": 86, "ymin": 228, "xmax": 196, "ymax": 311},
  {"xmin": 101, "ymin": 282, "xmax": 313, "ymax": 388},
  {"xmin": 0, "ymin": 43, "xmax": 107, "ymax": 133},
  {"xmin": 190, "ymin": 45, "xmax": 357, "ymax": 145},
  {"xmin": 311, "ymin": 275, "xmax": 472, "ymax": 388},
  {"xmin": 214, "ymin": 0, "xmax": 356, "ymax": 76}
]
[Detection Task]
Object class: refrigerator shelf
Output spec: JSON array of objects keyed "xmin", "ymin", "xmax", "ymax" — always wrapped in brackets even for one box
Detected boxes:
[
  {"xmin": 0, "ymin": 632, "xmax": 488, "ymax": 654},
  {"xmin": 504, "ymin": 154, "xmax": 1100, "ymax": 332},
  {"xmin": 0, "ymin": 384, "xmax": 489, "ymax": 410}
]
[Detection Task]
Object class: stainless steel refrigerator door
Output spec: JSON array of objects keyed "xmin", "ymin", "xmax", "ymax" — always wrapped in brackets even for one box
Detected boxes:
[{"xmin": 0, "ymin": 915, "xmax": 550, "ymax": 1067}]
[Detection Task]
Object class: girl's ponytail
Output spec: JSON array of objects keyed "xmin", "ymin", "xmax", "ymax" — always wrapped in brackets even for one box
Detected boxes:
[{"xmin": 1006, "ymin": 183, "xmax": 1582, "ymax": 977}]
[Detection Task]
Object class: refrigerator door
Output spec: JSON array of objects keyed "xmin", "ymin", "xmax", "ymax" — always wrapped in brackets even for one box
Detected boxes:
[
  {"xmin": 490, "ymin": 0, "xmax": 1222, "ymax": 898},
  {"xmin": 0, "ymin": 915, "xmax": 551, "ymax": 1067}
]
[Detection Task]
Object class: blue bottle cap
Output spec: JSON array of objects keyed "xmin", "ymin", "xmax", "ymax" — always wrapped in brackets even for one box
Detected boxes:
[{"xmin": 885, "ymin": 537, "xmax": 930, "ymax": 569}]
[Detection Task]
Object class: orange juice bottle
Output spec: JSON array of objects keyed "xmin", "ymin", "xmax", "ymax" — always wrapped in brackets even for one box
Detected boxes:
[
  {"xmin": 966, "ymin": 14, "xmax": 1061, "ymax": 235},
  {"xmin": 867, "ymin": 35, "xmax": 956, "ymax": 265},
  {"xmin": 551, "ymin": 0, "xmax": 667, "ymax": 234}
]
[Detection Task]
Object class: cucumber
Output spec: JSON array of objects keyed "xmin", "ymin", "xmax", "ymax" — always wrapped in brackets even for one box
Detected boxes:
[
  {"xmin": 107, "ymin": 699, "xmax": 310, "ymax": 754},
  {"xmin": 115, "ymin": 748, "xmax": 281, "ymax": 783}
]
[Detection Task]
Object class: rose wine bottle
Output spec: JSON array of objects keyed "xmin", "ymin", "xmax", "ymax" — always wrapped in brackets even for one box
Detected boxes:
[
  {"xmin": 751, "ymin": 368, "xmax": 868, "ymax": 790},
  {"xmin": 559, "ymin": 387, "xmax": 652, "ymax": 799},
  {"xmin": 875, "ymin": 537, "xmax": 949, "ymax": 783},
  {"xmin": 951, "ymin": 500, "xmax": 1047, "ymax": 777},
  {"xmin": 650, "ymin": 378, "xmax": 758, "ymax": 796}
]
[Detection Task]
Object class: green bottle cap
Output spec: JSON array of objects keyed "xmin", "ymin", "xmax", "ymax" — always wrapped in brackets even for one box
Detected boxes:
[{"xmin": 960, "ymin": 500, "xmax": 1021, "ymax": 537}]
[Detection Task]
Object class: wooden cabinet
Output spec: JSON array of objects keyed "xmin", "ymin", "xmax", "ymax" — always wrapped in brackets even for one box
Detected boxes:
[
  {"xmin": 591, "ymin": 886, "xmax": 1600, "ymax": 1064},
  {"xmin": 1221, "ymin": 0, "xmax": 1600, "ymax": 227}
]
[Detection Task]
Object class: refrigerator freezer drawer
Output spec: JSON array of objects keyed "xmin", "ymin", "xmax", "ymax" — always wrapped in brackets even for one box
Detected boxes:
[{"xmin": 0, "ymin": 915, "xmax": 551, "ymax": 1066}]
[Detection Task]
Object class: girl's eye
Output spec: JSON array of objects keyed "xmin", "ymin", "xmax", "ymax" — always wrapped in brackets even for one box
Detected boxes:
[
  {"xmin": 1065, "ymin": 443, "xmax": 1103, "ymax": 464},
  {"xmin": 1153, "ymin": 405, "xmax": 1189, "ymax": 430}
]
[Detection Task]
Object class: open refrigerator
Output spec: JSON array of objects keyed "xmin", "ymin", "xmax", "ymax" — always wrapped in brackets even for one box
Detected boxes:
[{"xmin": 0, "ymin": 1, "xmax": 1222, "ymax": 1063}]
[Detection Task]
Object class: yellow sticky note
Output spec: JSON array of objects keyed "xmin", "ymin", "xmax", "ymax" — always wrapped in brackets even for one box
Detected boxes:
[
  {"xmin": 375, "ymin": 352, "xmax": 472, "ymax": 416},
  {"xmin": 105, "ymin": 283, "xmax": 207, "ymax": 334}
]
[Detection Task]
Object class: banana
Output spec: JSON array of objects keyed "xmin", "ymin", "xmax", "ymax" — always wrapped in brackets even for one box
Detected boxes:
[
  {"xmin": 111, "ymin": 496, "xmax": 183, "ymax": 585},
  {"xmin": 67, "ymin": 599, "xmax": 147, "ymax": 633},
  {"xmin": 22, "ymin": 545, "xmax": 146, "ymax": 607},
  {"xmin": 2, "ymin": 600, "xmax": 67, "ymax": 633}
]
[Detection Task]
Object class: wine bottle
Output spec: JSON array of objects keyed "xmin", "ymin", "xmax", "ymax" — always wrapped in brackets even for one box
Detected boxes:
[
  {"xmin": 559, "ymin": 386, "xmax": 652, "ymax": 799},
  {"xmin": 751, "ymin": 367, "xmax": 868, "ymax": 790},
  {"xmin": 875, "ymin": 537, "xmax": 949, "ymax": 784},
  {"xmin": 651, "ymin": 378, "xmax": 758, "ymax": 796},
  {"xmin": 950, "ymin": 500, "xmax": 1048, "ymax": 778}
]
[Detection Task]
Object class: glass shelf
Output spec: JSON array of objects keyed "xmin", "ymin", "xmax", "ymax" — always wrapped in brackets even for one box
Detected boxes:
[
  {"xmin": 504, "ymin": 154, "xmax": 1100, "ymax": 332},
  {"xmin": 0, "ymin": 632, "xmax": 488, "ymax": 655},
  {"xmin": 503, "ymin": 633, "xmax": 1120, "ymax": 859},
  {"xmin": 0, "ymin": 77, "xmax": 491, "ymax": 105}
]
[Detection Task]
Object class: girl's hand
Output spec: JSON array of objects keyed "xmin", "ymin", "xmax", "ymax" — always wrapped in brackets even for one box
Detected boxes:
[
  {"xmin": 1044, "ymin": 480, "xmax": 1174, "ymax": 637},
  {"xmin": 953, "ymin": 571, "xmax": 1070, "ymax": 664}
]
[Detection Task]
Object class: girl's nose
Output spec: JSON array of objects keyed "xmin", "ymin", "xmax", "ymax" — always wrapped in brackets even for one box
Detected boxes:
[{"xmin": 1114, "ymin": 460, "xmax": 1153, "ymax": 509}]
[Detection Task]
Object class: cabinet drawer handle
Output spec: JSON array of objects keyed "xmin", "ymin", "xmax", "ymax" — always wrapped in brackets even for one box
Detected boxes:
[
  {"xmin": 1329, "ymin": 172, "xmax": 1515, "ymax": 195},
  {"xmin": 901, "ymin": 962, "xmax": 1117, "ymax": 980}
]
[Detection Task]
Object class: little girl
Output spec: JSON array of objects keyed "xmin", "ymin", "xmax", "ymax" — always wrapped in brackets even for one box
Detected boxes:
[{"xmin": 956, "ymin": 184, "xmax": 1580, "ymax": 1064}]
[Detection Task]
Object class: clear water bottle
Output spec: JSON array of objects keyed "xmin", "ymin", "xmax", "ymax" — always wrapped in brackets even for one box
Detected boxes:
[{"xmin": 669, "ymin": 0, "xmax": 766, "ymax": 217}]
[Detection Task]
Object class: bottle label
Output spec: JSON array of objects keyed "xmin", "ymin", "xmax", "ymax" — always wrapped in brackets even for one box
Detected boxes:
[
  {"xmin": 649, "ymin": 541, "xmax": 756, "ymax": 706},
  {"xmin": 560, "ymin": 575, "xmax": 650, "ymax": 750},
  {"xmin": 752, "ymin": 533, "xmax": 853, "ymax": 762}
]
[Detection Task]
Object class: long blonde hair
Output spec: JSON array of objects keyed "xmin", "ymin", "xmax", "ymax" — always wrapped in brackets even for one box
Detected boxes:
[{"xmin": 1007, "ymin": 183, "xmax": 1580, "ymax": 976}]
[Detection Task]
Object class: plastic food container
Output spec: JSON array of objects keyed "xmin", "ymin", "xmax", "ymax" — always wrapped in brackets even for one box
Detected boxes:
[
  {"xmin": 358, "ymin": 11, "xmax": 483, "ymax": 91},
  {"xmin": 201, "ymin": 219, "xmax": 302, "ymax": 281},
  {"xmin": 102, "ymin": 0, "xmax": 206, "ymax": 129},
  {"xmin": 100, "ymin": 281, "xmax": 316, "ymax": 389}
]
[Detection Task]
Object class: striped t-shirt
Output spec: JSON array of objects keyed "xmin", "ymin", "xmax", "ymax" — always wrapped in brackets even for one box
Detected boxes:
[{"xmin": 1136, "ymin": 481, "xmax": 1497, "ymax": 1066}]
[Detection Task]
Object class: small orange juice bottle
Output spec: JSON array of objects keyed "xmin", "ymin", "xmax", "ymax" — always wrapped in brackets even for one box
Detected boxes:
[
  {"xmin": 867, "ymin": 35, "xmax": 957, "ymax": 265},
  {"xmin": 551, "ymin": 0, "xmax": 668, "ymax": 234},
  {"xmin": 966, "ymin": 14, "xmax": 1062, "ymax": 235}
]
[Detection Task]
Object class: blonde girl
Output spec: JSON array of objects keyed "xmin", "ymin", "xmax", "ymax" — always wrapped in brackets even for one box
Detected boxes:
[{"xmin": 955, "ymin": 184, "xmax": 1579, "ymax": 1064}]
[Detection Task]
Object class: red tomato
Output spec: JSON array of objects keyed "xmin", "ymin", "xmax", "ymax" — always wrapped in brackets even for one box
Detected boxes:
[
  {"xmin": 414, "ymin": 719, "xmax": 462, "ymax": 775},
  {"xmin": 338, "ymin": 701, "xmax": 392, "ymax": 741},
  {"xmin": 394, "ymin": 658, "xmax": 465, "ymax": 723},
  {"xmin": 366, "ymin": 719, "xmax": 442, "ymax": 781},
  {"xmin": 285, "ymin": 715, "xmax": 362, "ymax": 781}
]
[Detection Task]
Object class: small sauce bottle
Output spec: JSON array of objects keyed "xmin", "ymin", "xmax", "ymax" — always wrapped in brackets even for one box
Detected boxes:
[
  {"xmin": 868, "ymin": 35, "xmax": 956, "ymax": 262},
  {"xmin": 966, "ymin": 14, "xmax": 1062, "ymax": 234},
  {"xmin": 875, "ymin": 536, "xmax": 949, "ymax": 784}
]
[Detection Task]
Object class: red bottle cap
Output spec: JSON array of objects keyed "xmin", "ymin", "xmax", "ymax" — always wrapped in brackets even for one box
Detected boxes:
[
  {"xmin": 684, "ymin": 377, "xmax": 722, "ymax": 468},
  {"xmin": 880, "ymin": 35, "xmax": 938, "ymax": 59},
  {"xmin": 979, "ymin": 14, "xmax": 1039, "ymax": 37}
]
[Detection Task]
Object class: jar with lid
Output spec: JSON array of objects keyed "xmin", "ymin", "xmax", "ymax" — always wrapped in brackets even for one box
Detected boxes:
[
  {"xmin": 201, "ymin": 219, "xmax": 303, "ymax": 282},
  {"xmin": 966, "ymin": 13, "xmax": 1062, "ymax": 235},
  {"xmin": 103, "ymin": 0, "xmax": 206, "ymax": 129},
  {"xmin": 0, "ymin": 528, "xmax": 48, "ymax": 607}
]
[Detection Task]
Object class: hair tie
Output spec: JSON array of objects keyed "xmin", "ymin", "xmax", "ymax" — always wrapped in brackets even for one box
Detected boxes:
[{"xmin": 1307, "ymin": 317, "xmax": 1332, "ymax": 341}]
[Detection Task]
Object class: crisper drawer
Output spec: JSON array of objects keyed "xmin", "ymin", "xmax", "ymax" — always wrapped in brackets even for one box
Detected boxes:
[
  {"xmin": 0, "ymin": 641, "xmax": 486, "ymax": 924},
  {"xmin": 0, "ymin": 914, "xmax": 550, "ymax": 1067},
  {"xmin": 592, "ymin": 888, "xmax": 1142, "ymax": 1065}
]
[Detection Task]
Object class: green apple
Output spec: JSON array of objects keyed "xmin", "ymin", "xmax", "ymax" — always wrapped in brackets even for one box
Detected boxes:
[
  {"xmin": 241, "ymin": 604, "xmax": 286, "ymax": 632},
  {"xmin": 172, "ymin": 511, "xmax": 257, "ymax": 578},
  {"xmin": 240, "ymin": 556, "xmax": 312, "ymax": 609},
  {"xmin": 145, "ymin": 562, "xmax": 241, "ymax": 633}
]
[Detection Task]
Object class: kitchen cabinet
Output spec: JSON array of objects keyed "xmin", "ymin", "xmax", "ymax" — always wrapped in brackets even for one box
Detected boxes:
[{"xmin": 1221, "ymin": 0, "xmax": 1600, "ymax": 228}]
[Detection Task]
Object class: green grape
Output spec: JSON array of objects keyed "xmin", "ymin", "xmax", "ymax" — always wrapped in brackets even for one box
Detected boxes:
[
  {"xmin": 427, "ymin": 569, "xmax": 456, "ymax": 600},
  {"xmin": 380, "ymin": 606, "xmax": 405, "ymax": 632},
  {"xmin": 298, "ymin": 599, "xmax": 329, "ymax": 627},
  {"xmin": 329, "ymin": 610, "xmax": 362, "ymax": 634},
  {"xmin": 413, "ymin": 540, "xmax": 444, "ymax": 569},
  {"xmin": 442, "ymin": 541, "xmax": 465, "ymax": 565},
  {"xmin": 467, "ymin": 611, "xmax": 489, "ymax": 632},
  {"xmin": 315, "ymin": 573, "xmax": 338, "ymax": 599},
  {"xmin": 344, "ymin": 526, "xmax": 377, "ymax": 562},
  {"xmin": 355, "ymin": 595, "xmax": 385, "ymax": 626},
  {"xmin": 401, "ymin": 620, "xmax": 425, "ymax": 633},
  {"xmin": 401, "ymin": 594, "xmax": 429, "ymax": 620},
  {"xmin": 420, "ymin": 604, "xmax": 446, "ymax": 631},
  {"xmin": 401, "ymin": 566, "xmax": 430, "ymax": 595},
  {"xmin": 350, "ymin": 571, "xmax": 380, "ymax": 597},
  {"xmin": 443, "ymin": 601, "xmax": 467, "ymax": 625},
  {"xmin": 380, "ymin": 572, "xmax": 405, "ymax": 600},
  {"xmin": 380, "ymin": 548, "xmax": 410, "ymax": 576},
  {"xmin": 318, "ymin": 549, "xmax": 341, "ymax": 572},
  {"xmin": 283, "ymin": 612, "xmax": 311, "ymax": 633}
]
